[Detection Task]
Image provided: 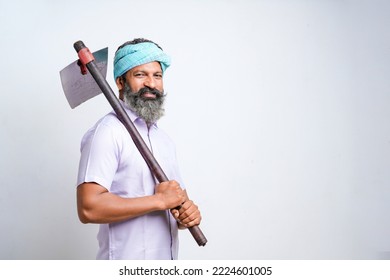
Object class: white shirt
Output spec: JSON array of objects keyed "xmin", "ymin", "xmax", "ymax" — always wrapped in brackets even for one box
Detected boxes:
[{"xmin": 77, "ymin": 103, "xmax": 184, "ymax": 259}]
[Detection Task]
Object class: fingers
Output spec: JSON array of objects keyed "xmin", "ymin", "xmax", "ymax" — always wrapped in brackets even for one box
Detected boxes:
[
  {"xmin": 171, "ymin": 200, "xmax": 202, "ymax": 228},
  {"xmin": 169, "ymin": 181, "xmax": 186, "ymax": 206},
  {"xmin": 156, "ymin": 180, "xmax": 185, "ymax": 210}
]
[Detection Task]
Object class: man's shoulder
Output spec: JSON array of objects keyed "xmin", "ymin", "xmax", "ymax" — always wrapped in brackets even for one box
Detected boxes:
[
  {"xmin": 80, "ymin": 112, "xmax": 126, "ymax": 145},
  {"xmin": 93, "ymin": 111, "xmax": 127, "ymax": 131},
  {"xmin": 98, "ymin": 111, "xmax": 123, "ymax": 126}
]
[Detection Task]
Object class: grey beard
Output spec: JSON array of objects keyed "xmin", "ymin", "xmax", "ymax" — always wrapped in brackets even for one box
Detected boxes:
[{"xmin": 123, "ymin": 83, "xmax": 165, "ymax": 123}]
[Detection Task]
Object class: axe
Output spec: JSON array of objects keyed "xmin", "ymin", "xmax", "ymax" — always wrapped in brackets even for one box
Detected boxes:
[{"xmin": 60, "ymin": 41, "xmax": 207, "ymax": 247}]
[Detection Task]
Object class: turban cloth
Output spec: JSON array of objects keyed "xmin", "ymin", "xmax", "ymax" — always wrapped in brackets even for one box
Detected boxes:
[{"xmin": 113, "ymin": 42, "xmax": 171, "ymax": 80}]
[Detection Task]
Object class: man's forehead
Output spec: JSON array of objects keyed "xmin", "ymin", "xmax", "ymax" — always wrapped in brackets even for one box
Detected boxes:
[{"xmin": 129, "ymin": 61, "xmax": 162, "ymax": 73}]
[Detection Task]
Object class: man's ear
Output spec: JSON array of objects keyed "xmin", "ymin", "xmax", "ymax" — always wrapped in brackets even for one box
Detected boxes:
[
  {"xmin": 116, "ymin": 77, "xmax": 124, "ymax": 91},
  {"xmin": 116, "ymin": 77, "xmax": 125, "ymax": 100}
]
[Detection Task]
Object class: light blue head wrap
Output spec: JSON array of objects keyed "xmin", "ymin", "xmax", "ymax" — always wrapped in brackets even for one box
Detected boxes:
[{"xmin": 113, "ymin": 42, "xmax": 171, "ymax": 80}]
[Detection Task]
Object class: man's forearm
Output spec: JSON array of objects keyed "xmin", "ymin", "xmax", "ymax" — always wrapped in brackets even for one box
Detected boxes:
[{"xmin": 77, "ymin": 182, "xmax": 164, "ymax": 224}]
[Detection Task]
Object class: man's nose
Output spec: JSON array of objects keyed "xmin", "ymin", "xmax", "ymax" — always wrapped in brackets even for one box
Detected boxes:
[{"xmin": 144, "ymin": 75, "xmax": 156, "ymax": 89}]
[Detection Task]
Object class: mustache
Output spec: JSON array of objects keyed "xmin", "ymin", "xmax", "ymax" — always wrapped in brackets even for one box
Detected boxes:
[{"xmin": 133, "ymin": 87, "xmax": 165, "ymax": 98}]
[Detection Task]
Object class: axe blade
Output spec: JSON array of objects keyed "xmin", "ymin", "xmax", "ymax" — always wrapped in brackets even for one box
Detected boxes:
[{"xmin": 60, "ymin": 47, "xmax": 108, "ymax": 109}]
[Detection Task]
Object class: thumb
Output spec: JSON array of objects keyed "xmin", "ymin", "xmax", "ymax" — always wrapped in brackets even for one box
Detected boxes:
[{"xmin": 171, "ymin": 209, "xmax": 179, "ymax": 220}]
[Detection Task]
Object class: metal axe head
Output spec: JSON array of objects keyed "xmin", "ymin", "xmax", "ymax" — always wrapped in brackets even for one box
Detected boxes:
[{"xmin": 60, "ymin": 47, "xmax": 108, "ymax": 109}]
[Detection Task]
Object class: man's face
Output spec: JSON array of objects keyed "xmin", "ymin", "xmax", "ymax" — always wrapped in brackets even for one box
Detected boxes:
[
  {"xmin": 122, "ymin": 61, "xmax": 164, "ymax": 97},
  {"xmin": 117, "ymin": 61, "xmax": 166, "ymax": 123}
]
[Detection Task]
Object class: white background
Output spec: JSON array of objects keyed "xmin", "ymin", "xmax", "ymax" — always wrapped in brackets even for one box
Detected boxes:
[{"xmin": 0, "ymin": 0, "xmax": 389, "ymax": 260}]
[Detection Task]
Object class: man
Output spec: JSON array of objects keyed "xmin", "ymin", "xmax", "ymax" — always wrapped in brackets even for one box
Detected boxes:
[{"xmin": 76, "ymin": 38, "xmax": 202, "ymax": 260}]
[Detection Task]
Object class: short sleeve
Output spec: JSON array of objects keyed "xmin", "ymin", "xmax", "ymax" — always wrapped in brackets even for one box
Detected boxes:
[{"xmin": 77, "ymin": 119, "xmax": 121, "ymax": 190}]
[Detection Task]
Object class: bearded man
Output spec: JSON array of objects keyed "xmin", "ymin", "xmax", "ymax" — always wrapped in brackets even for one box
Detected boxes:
[{"xmin": 76, "ymin": 38, "xmax": 202, "ymax": 260}]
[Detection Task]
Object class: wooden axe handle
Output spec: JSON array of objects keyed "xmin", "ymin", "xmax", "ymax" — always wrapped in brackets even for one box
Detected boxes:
[{"xmin": 74, "ymin": 41, "xmax": 207, "ymax": 247}]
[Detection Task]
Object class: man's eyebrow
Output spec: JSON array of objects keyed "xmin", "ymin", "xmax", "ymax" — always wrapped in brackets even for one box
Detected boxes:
[{"xmin": 133, "ymin": 70, "xmax": 162, "ymax": 74}]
